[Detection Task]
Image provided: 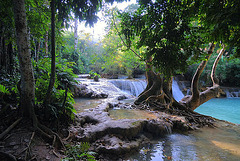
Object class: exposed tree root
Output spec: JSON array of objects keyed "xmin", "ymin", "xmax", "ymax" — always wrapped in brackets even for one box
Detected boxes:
[
  {"xmin": 0, "ymin": 117, "xmax": 22, "ymax": 140},
  {"xmin": 36, "ymin": 122, "xmax": 65, "ymax": 150},
  {"xmin": 24, "ymin": 132, "xmax": 35, "ymax": 160},
  {"xmin": 0, "ymin": 151, "xmax": 17, "ymax": 161},
  {"xmin": 137, "ymin": 100, "xmax": 215, "ymax": 129}
]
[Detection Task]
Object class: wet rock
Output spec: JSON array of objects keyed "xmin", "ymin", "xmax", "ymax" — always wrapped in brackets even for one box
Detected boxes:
[
  {"xmin": 70, "ymin": 95, "xmax": 202, "ymax": 160},
  {"xmin": 144, "ymin": 120, "xmax": 173, "ymax": 136},
  {"xmin": 95, "ymin": 135, "xmax": 140, "ymax": 155},
  {"xmin": 72, "ymin": 83, "xmax": 108, "ymax": 98},
  {"xmin": 93, "ymin": 75, "xmax": 99, "ymax": 82},
  {"xmin": 75, "ymin": 119, "xmax": 145, "ymax": 142},
  {"xmin": 108, "ymin": 103, "xmax": 118, "ymax": 109},
  {"xmin": 100, "ymin": 93, "xmax": 108, "ymax": 98},
  {"xmin": 117, "ymin": 95, "xmax": 127, "ymax": 100}
]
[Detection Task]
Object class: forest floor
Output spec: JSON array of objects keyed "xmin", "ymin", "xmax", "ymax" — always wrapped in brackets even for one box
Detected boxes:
[{"xmin": 0, "ymin": 115, "xmax": 66, "ymax": 161}]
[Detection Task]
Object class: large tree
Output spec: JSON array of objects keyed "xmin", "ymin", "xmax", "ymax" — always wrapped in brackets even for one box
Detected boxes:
[
  {"xmin": 13, "ymin": 0, "xmax": 37, "ymax": 122},
  {"xmin": 119, "ymin": 0, "xmax": 239, "ymax": 113}
]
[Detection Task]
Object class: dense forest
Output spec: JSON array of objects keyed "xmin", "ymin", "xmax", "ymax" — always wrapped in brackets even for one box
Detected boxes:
[{"xmin": 0, "ymin": 0, "xmax": 240, "ymax": 160}]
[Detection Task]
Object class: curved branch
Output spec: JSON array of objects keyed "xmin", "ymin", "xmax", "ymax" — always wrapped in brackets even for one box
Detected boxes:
[
  {"xmin": 186, "ymin": 43, "xmax": 216, "ymax": 110},
  {"xmin": 211, "ymin": 44, "xmax": 225, "ymax": 85}
]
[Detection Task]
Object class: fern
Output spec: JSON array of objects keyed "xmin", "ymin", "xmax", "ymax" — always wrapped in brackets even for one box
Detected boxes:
[
  {"xmin": 62, "ymin": 142, "xmax": 96, "ymax": 161},
  {"xmin": 0, "ymin": 84, "xmax": 10, "ymax": 95}
]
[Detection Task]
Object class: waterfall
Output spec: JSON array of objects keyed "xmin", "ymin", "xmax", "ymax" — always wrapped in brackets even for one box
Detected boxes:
[
  {"xmin": 109, "ymin": 79, "xmax": 147, "ymax": 96},
  {"xmin": 110, "ymin": 78, "xmax": 185, "ymax": 100},
  {"xmin": 172, "ymin": 78, "xmax": 185, "ymax": 102},
  {"xmin": 222, "ymin": 88, "xmax": 240, "ymax": 98}
]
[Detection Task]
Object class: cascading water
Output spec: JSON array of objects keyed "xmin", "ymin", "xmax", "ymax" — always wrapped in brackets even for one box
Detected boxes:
[
  {"xmin": 109, "ymin": 79, "xmax": 147, "ymax": 96},
  {"xmin": 172, "ymin": 78, "xmax": 185, "ymax": 102},
  {"xmin": 110, "ymin": 78, "xmax": 186, "ymax": 101},
  {"xmin": 222, "ymin": 87, "xmax": 240, "ymax": 98}
]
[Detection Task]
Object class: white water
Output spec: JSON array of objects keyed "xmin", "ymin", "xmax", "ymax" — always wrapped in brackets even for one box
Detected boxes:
[
  {"xmin": 223, "ymin": 88, "xmax": 240, "ymax": 98},
  {"xmin": 109, "ymin": 78, "xmax": 186, "ymax": 101},
  {"xmin": 172, "ymin": 78, "xmax": 185, "ymax": 102},
  {"xmin": 109, "ymin": 79, "xmax": 147, "ymax": 96}
]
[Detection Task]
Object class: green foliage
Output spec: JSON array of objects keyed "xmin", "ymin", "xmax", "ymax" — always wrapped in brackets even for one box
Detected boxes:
[
  {"xmin": 25, "ymin": 0, "xmax": 50, "ymax": 39},
  {"xmin": 186, "ymin": 49, "xmax": 240, "ymax": 87},
  {"xmin": 62, "ymin": 142, "xmax": 96, "ymax": 161},
  {"xmin": 221, "ymin": 58, "xmax": 240, "ymax": 87},
  {"xmin": 62, "ymin": 31, "xmax": 96, "ymax": 74},
  {"xmin": 0, "ymin": 72, "xmax": 20, "ymax": 103},
  {"xmin": 119, "ymin": 0, "xmax": 208, "ymax": 78},
  {"xmin": 198, "ymin": 0, "xmax": 240, "ymax": 56},
  {"xmin": 34, "ymin": 57, "xmax": 77, "ymax": 121},
  {"xmin": 96, "ymin": 7, "xmax": 145, "ymax": 77},
  {"xmin": 89, "ymin": 71, "xmax": 100, "ymax": 79},
  {"xmin": 0, "ymin": 84, "xmax": 10, "ymax": 95}
]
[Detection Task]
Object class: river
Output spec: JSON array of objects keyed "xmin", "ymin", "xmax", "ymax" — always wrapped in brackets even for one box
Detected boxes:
[{"xmin": 74, "ymin": 77, "xmax": 240, "ymax": 160}]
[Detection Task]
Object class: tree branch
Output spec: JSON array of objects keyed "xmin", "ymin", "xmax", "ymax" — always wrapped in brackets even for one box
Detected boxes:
[
  {"xmin": 211, "ymin": 44, "xmax": 225, "ymax": 85},
  {"xmin": 112, "ymin": 12, "xmax": 144, "ymax": 62},
  {"xmin": 188, "ymin": 43, "xmax": 216, "ymax": 109}
]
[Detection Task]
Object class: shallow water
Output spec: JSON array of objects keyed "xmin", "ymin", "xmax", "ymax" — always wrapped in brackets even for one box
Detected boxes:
[
  {"xmin": 127, "ymin": 98, "xmax": 240, "ymax": 161},
  {"xmin": 195, "ymin": 98, "xmax": 240, "ymax": 124},
  {"xmin": 73, "ymin": 98, "xmax": 102, "ymax": 112},
  {"xmin": 128, "ymin": 122, "xmax": 240, "ymax": 161},
  {"xmin": 74, "ymin": 77, "xmax": 240, "ymax": 160},
  {"xmin": 109, "ymin": 109, "xmax": 158, "ymax": 120}
]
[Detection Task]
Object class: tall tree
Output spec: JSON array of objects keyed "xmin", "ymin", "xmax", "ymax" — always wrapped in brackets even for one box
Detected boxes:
[
  {"xmin": 13, "ymin": 0, "xmax": 37, "ymax": 123},
  {"xmin": 44, "ymin": 0, "xmax": 56, "ymax": 105},
  {"xmin": 74, "ymin": 17, "xmax": 78, "ymax": 51},
  {"xmin": 119, "ymin": 0, "xmax": 234, "ymax": 113}
]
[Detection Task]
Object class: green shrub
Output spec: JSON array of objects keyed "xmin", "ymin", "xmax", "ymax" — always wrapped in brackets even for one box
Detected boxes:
[
  {"xmin": 62, "ymin": 142, "xmax": 96, "ymax": 161},
  {"xmin": 34, "ymin": 58, "xmax": 77, "ymax": 121}
]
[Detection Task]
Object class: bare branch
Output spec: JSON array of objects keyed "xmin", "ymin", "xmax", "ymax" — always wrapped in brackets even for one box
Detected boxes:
[{"xmin": 211, "ymin": 44, "xmax": 225, "ymax": 85}]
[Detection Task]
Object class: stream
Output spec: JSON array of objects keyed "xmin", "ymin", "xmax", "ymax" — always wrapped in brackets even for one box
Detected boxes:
[
  {"xmin": 129, "ymin": 122, "xmax": 240, "ymax": 161},
  {"xmin": 74, "ymin": 77, "xmax": 240, "ymax": 160}
]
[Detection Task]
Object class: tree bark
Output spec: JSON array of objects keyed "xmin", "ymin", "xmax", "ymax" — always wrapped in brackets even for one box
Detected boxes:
[
  {"xmin": 74, "ymin": 17, "xmax": 78, "ymax": 51},
  {"xmin": 180, "ymin": 43, "xmax": 226, "ymax": 110},
  {"xmin": 198, "ymin": 45, "xmax": 225, "ymax": 106},
  {"xmin": 44, "ymin": 0, "xmax": 56, "ymax": 105},
  {"xmin": 137, "ymin": 43, "xmax": 225, "ymax": 112},
  {"xmin": 211, "ymin": 45, "xmax": 225, "ymax": 85},
  {"xmin": 13, "ymin": 0, "xmax": 36, "ymax": 122}
]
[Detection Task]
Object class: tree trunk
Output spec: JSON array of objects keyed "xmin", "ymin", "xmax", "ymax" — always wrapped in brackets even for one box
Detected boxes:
[
  {"xmin": 8, "ymin": 42, "xmax": 14, "ymax": 75},
  {"xmin": 74, "ymin": 17, "xmax": 78, "ymax": 51},
  {"xmin": 13, "ymin": 0, "xmax": 37, "ymax": 124},
  {"xmin": 135, "ymin": 59, "xmax": 172, "ymax": 107},
  {"xmin": 1, "ymin": 37, "xmax": 6, "ymax": 71},
  {"xmin": 211, "ymin": 45, "xmax": 225, "ymax": 85},
  {"xmin": 44, "ymin": 0, "xmax": 56, "ymax": 105},
  {"xmin": 136, "ymin": 43, "xmax": 225, "ymax": 112}
]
